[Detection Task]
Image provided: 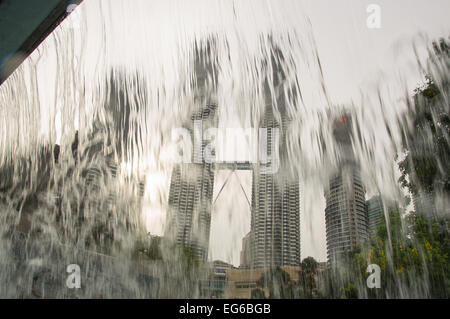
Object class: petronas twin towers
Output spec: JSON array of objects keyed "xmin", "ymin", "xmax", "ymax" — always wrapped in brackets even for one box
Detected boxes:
[
  {"xmin": 165, "ymin": 101, "xmax": 301, "ymax": 268},
  {"xmin": 165, "ymin": 42, "xmax": 301, "ymax": 268}
]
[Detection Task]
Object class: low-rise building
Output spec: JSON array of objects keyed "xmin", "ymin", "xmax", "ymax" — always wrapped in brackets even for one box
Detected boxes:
[
  {"xmin": 201, "ymin": 260, "xmax": 235, "ymax": 298},
  {"xmin": 225, "ymin": 266, "xmax": 302, "ymax": 298}
]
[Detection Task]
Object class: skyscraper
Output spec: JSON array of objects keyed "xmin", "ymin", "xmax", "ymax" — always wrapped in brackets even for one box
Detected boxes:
[
  {"xmin": 250, "ymin": 104, "xmax": 300, "ymax": 269},
  {"xmin": 166, "ymin": 39, "xmax": 219, "ymax": 261},
  {"xmin": 366, "ymin": 195, "xmax": 385, "ymax": 237},
  {"xmin": 325, "ymin": 164, "xmax": 369, "ymax": 262},
  {"xmin": 249, "ymin": 43, "xmax": 301, "ymax": 269},
  {"xmin": 325, "ymin": 114, "xmax": 369, "ymax": 263},
  {"xmin": 166, "ymin": 105, "xmax": 218, "ymax": 261}
]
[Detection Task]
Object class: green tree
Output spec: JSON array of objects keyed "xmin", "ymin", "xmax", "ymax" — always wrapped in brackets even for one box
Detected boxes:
[
  {"xmin": 299, "ymin": 257, "xmax": 319, "ymax": 298},
  {"xmin": 352, "ymin": 208, "xmax": 449, "ymax": 298},
  {"xmin": 257, "ymin": 266, "xmax": 296, "ymax": 299},
  {"xmin": 133, "ymin": 235, "xmax": 163, "ymax": 260},
  {"xmin": 398, "ymin": 38, "xmax": 449, "ymax": 204}
]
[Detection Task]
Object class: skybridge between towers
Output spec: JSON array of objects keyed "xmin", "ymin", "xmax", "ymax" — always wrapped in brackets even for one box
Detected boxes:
[{"xmin": 213, "ymin": 161, "xmax": 253, "ymax": 171}]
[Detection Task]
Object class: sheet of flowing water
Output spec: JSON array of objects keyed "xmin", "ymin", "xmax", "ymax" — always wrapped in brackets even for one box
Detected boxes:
[{"xmin": 0, "ymin": 0, "xmax": 448, "ymax": 298}]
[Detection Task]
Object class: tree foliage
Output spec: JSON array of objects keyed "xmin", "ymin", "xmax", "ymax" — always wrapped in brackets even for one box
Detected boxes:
[
  {"xmin": 398, "ymin": 38, "xmax": 449, "ymax": 199},
  {"xmin": 299, "ymin": 257, "xmax": 319, "ymax": 298},
  {"xmin": 319, "ymin": 208, "xmax": 449, "ymax": 298},
  {"xmin": 257, "ymin": 266, "xmax": 297, "ymax": 299}
]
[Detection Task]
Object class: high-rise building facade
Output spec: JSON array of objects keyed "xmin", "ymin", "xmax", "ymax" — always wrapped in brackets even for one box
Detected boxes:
[
  {"xmin": 165, "ymin": 38, "xmax": 219, "ymax": 261},
  {"xmin": 325, "ymin": 114, "xmax": 369, "ymax": 263},
  {"xmin": 366, "ymin": 195, "xmax": 385, "ymax": 237},
  {"xmin": 250, "ymin": 104, "xmax": 300, "ymax": 269},
  {"xmin": 166, "ymin": 105, "xmax": 218, "ymax": 261},
  {"xmin": 325, "ymin": 164, "xmax": 369, "ymax": 262}
]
